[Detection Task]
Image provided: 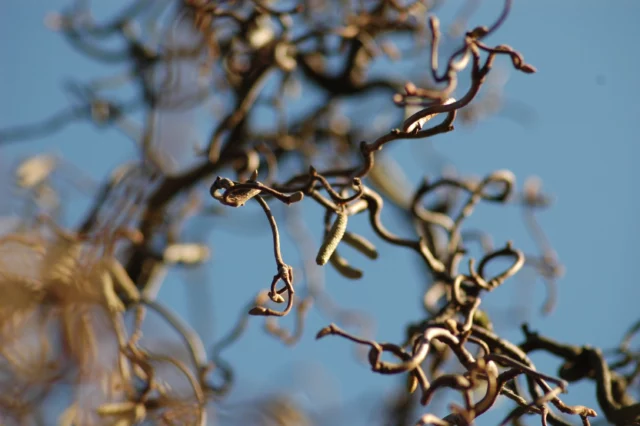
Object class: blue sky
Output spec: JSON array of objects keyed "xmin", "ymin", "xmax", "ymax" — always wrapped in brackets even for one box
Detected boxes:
[{"xmin": 1, "ymin": 1, "xmax": 639, "ymax": 424}]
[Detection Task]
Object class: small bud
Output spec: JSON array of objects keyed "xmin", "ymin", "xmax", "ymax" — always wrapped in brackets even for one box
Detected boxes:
[
  {"xmin": 287, "ymin": 191, "xmax": 304, "ymax": 204},
  {"xmin": 269, "ymin": 292, "xmax": 285, "ymax": 303},
  {"xmin": 468, "ymin": 26, "xmax": 489, "ymax": 39},
  {"xmin": 316, "ymin": 325, "xmax": 333, "ymax": 339},
  {"xmin": 210, "ymin": 177, "xmax": 235, "ymax": 198},
  {"xmin": 249, "ymin": 306, "xmax": 269, "ymax": 316}
]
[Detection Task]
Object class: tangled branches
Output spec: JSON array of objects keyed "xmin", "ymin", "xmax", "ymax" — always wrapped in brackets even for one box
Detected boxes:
[{"xmin": 0, "ymin": 0, "xmax": 638, "ymax": 425}]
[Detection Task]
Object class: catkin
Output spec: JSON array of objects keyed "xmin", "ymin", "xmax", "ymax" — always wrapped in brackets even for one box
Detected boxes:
[
  {"xmin": 342, "ymin": 231, "xmax": 378, "ymax": 260},
  {"xmin": 316, "ymin": 212, "xmax": 348, "ymax": 265},
  {"xmin": 328, "ymin": 250, "xmax": 363, "ymax": 279}
]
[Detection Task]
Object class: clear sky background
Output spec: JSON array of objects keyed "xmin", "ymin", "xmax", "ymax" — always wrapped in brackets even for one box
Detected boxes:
[{"xmin": 1, "ymin": 1, "xmax": 639, "ymax": 425}]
